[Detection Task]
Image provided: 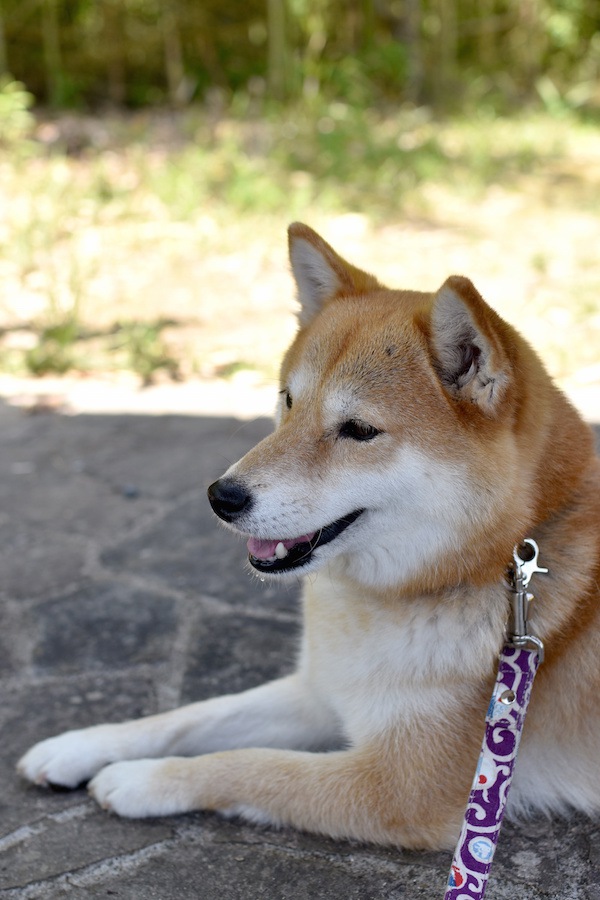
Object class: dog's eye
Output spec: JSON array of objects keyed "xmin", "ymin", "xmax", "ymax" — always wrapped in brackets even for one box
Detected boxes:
[
  {"xmin": 280, "ymin": 389, "xmax": 292, "ymax": 410},
  {"xmin": 339, "ymin": 420, "xmax": 381, "ymax": 441}
]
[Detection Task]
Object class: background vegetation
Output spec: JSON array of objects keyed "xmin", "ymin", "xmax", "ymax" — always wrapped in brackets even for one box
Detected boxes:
[
  {"xmin": 0, "ymin": 1, "xmax": 599, "ymax": 405},
  {"xmin": 1, "ymin": 0, "xmax": 599, "ymax": 112}
]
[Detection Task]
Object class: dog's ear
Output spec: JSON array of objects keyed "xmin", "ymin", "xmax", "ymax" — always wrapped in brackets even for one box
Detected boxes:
[
  {"xmin": 288, "ymin": 223, "xmax": 380, "ymax": 326},
  {"xmin": 430, "ymin": 276, "xmax": 511, "ymax": 414}
]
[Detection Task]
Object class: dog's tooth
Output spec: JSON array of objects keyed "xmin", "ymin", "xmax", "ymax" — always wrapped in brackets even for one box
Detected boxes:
[{"xmin": 275, "ymin": 542, "xmax": 289, "ymax": 560}]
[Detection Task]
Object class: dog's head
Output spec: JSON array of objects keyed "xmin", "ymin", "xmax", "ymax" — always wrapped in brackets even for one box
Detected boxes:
[{"xmin": 208, "ymin": 224, "xmax": 591, "ymax": 592}]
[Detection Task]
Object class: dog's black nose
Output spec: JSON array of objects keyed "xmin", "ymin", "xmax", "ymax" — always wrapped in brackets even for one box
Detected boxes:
[{"xmin": 207, "ymin": 478, "xmax": 253, "ymax": 521}]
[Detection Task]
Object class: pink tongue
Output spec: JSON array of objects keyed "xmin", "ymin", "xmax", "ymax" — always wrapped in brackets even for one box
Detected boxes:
[{"xmin": 247, "ymin": 533, "xmax": 316, "ymax": 561}]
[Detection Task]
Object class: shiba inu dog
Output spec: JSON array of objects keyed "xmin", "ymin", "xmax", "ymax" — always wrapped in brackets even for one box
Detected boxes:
[{"xmin": 18, "ymin": 224, "xmax": 600, "ymax": 850}]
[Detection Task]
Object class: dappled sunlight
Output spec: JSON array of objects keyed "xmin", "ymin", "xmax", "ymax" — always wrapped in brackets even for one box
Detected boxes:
[{"xmin": 1, "ymin": 110, "xmax": 599, "ymax": 420}]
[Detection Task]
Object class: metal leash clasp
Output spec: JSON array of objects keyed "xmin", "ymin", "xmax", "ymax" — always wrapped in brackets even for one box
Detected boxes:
[
  {"xmin": 445, "ymin": 538, "xmax": 549, "ymax": 898},
  {"xmin": 507, "ymin": 538, "xmax": 548, "ymax": 663}
]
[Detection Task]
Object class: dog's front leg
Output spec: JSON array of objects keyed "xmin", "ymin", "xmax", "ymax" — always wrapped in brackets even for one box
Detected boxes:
[
  {"xmin": 88, "ymin": 743, "xmax": 462, "ymax": 849},
  {"xmin": 17, "ymin": 675, "xmax": 338, "ymax": 789}
]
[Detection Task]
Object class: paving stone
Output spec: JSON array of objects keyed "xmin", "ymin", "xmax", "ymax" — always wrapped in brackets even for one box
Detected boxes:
[
  {"xmin": 10, "ymin": 413, "xmax": 272, "ymax": 501},
  {"xmin": 3, "ymin": 817, "xmax": 449, "ymax": 900},
  {"xmin": 488, "ymin": 814, "xmax": 596, "ymax": 899},
  {"xmin": 0, "ymin": 600, "xmax": 28, "ymax": 676},
  {"xmin": 100, "ymin": 494, "xmax": 299, "ymax": 615},
  {"xmin": 0, "ymin": 805, "xmax": 172, "ymax": 891},
  {"xmin": 1, "ymin": 400, "xmax": 599, "ymax": 900},
  {"xmin": 0, "ymin": 459, "xmax": 162, "ymax": 543},
  {"xmin": 180, "ymin": 606, "xmax": 299, "ymax": 702},
  {"xmin": 0, "ymin": 531, "xmax": 89, "ymax": 600},
  {"xmin": 2, "ymin": 676, "xmax": 158, "ymax": 835},
  {"xmin": 29, "ymin": 581, "xmax": 180, "ymax": 675}
]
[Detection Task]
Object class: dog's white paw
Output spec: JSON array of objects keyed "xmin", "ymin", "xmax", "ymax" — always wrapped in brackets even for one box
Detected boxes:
[
  {"xmin": 17, "ymin": 727, "xmax": 116, "ymax": 788},
  {"xmin": 89, "ymin": 759, "xmax": 191, "ymax": 818}
]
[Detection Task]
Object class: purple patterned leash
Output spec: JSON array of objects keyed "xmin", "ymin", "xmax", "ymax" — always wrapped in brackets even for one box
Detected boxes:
[{"xmin": 444, "ymin": 539, "xmax": 548, "ymax": 900}]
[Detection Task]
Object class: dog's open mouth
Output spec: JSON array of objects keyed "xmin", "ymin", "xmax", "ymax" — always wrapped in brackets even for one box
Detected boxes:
[{"xmin": 247, "ymin": 509, "xmax": 364, "ymax": 573}]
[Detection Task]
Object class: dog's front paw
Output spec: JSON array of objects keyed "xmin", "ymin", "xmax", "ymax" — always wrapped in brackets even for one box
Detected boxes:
[
  {"xmin": 17, "ymin": 727, "xmax": 117, "ymax": 789},
  {"xmin": 89, "ymin": 759, "xmax": 195, "ymax": 818}
]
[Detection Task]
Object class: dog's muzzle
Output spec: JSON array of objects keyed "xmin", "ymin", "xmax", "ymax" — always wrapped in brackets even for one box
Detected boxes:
[{"xmin": 208, "ymin": 477, "xmax": 364, "ymax": 575}]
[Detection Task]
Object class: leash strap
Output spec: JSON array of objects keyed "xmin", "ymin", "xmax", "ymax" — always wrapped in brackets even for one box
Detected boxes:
[
  {"xmin": 444, "ymin": 539, "xmax": 547, "ymax": 899},
  {"xmin": 444, "ymin": 645, "xmax": 540, "ymax": 899}
]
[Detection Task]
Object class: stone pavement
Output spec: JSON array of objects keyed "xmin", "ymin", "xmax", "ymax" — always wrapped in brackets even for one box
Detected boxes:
[{"xmin": 1, "ymin": 394, "xmax": 600, "ymax": 900}]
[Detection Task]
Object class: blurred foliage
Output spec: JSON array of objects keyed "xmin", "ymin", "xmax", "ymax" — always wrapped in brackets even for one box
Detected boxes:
[
  {"xmin": 1, "ymin": 1, "xmax": 599, "ymax": 385},
  {"xmin": 15, "ymin": 315, "xmax": 181, "ymax": 383},
  {"xmin": 113, "ymin": 321, "xmax": 181, "ymax": 385},
  {"xmin": 24, "ymin": 316, "xmax": 79, "ymax": 375},
  {"xmin": 0, "ymin": 78, "xmax": 35, "ymax": 145},
  {"xmin": 1, "ymin": 104, "xmax": 598, "ymax": 384},
  {"xmin": 0, "ymin": 0, "xmax": 598, "ymax": 114}
]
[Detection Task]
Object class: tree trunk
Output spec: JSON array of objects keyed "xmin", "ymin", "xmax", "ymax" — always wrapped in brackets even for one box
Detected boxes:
[
  {"xmin": 434, "ymin": 0, "xmax": 457, "ymax": 107},
  {"xmin": 517, "ymin": 0, "xmax": 545, "ymax": 95},
  {"xmin": 104, "ymin": 0, "xmax": 126, "ymax": 106},
  {"xmin": 0, "ymin": 0, "xmax": 8, "ymax": 78},
  {"xmin": 42, "ymin": 0, "xmax": 63, "ymax": 105},
  {"xmin": 477, "ymin": 0, "xmax": 496, "ymax": 72},
  {"xmin": 267, "ymin": 0, "xmax": 287, "ymax": 101},
  {"xmin": 404, "ymin": 0, "xmax": 423, "ymax": 104},
  {"xmin": 162, "ymin": 4, "xmax": 186, "ymax": 107}
]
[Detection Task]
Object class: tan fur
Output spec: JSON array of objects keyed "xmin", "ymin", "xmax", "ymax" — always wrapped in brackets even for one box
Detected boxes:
[{"xmin": 18, "ymin": 224, "xmax": 600, "ymax": 850}]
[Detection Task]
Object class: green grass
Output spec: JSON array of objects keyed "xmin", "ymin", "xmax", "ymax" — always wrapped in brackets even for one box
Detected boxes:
[
  {"xmin": 136, "ymin": 103, "xmax": 588, "ymax": 219},
  {"xmin": 0, "ymin": 93, "xmax": 599, "ymax": 386}
]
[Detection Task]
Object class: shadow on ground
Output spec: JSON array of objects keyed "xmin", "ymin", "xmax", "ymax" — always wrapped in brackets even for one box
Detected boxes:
[{"xmin": 1, "ymin": 397, "xmax": 599, "ymax": 899}]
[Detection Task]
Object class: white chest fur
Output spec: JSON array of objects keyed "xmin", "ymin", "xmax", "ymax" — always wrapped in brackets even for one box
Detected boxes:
[{"xmin": 298, "ymin": 564, "xmax": 508, "ymax": 744}]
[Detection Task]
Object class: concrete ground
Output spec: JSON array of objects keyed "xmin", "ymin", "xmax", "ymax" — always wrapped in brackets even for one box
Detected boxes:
[{"xmin": 1, "ymin": 390, "xmax": 600, "ymax": 900}]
